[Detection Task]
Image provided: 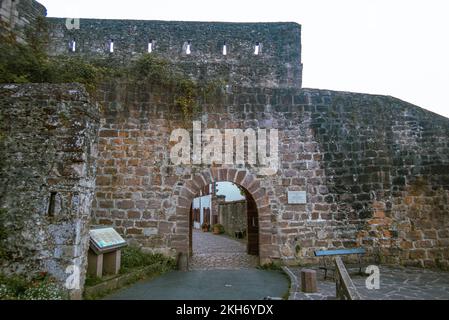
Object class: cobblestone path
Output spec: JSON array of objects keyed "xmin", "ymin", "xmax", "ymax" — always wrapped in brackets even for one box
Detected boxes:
[
  {"xmin": 189, "ymin": 229, "xmax": 259, "ymax": 270},
  {"xmin": 287, "ymin": 265, "xmax": 449, "ymax": 300}
]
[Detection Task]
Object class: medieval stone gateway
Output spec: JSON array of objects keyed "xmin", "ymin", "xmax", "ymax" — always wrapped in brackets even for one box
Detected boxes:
[
  {"xmin": 175, "ymin": 169, "xmax": 270, "ymax": 263},
  {"xmin": 1, "ymin": 0, "xmax": 449, "ymax": 299}
]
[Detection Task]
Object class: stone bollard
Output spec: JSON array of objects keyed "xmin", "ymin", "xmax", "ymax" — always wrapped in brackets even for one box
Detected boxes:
[
  {"xmin": 300, "ymin": 269, "xmax": 318, "ymax": 293},
  {"xmin": 177, "ymin": 252, "xmax": 189, "ymax": 271}
]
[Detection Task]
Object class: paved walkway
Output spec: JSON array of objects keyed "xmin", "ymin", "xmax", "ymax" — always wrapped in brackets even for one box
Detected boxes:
[
  {"xmin": 103, "ymin": 230, "xmax": 289, "ymax": 300},
  {"xmin": 287, "ymin": 265, "xmax": 449, "ymax": 300},
  {"xmin": 189, "ymin": 229, "xmax": 259, "ymax": 270},
  {"xmin": 104, "ymin": 269, "xmax": 289, "ymax": 300}
]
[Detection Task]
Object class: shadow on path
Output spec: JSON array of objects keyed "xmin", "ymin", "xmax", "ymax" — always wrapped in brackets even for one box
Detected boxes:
[{"xmin": 104, "ymin": 269, "xmax": 289, "ymax": 300}]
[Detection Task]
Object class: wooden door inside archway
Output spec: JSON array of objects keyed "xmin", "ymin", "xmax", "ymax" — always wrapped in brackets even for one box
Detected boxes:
[{"xmin": 245, "ymin": 189, "xmax": 259, "ymax": 255}]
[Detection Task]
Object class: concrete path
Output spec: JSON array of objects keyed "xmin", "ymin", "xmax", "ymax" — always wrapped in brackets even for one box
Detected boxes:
[
  {"xmin": 104, "ymin": 269, "xmax": 289, "ymax": 300},
  {"xmin": 104, "ymin": 230, "xmax": 288, "ymax": 300},
  {"xmin": 189, "ymin": 229, "xmax": 258, "ymax": 270}
]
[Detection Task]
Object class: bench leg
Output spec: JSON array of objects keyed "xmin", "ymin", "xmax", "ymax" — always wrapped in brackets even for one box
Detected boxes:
[{"xmin": 358, "ymin": 255, "xmax": 363, "ymax": 275}]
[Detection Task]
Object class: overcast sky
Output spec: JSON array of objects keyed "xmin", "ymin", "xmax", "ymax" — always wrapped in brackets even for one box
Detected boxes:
[{"xmin": 39, "ymin": 0, "xmax": 449, "ymax": 119}]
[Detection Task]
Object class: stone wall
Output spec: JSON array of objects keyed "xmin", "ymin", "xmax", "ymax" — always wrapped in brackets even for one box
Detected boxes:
[
  {"xmin": 218, "ymin": 200, "xmax": 247, "ymax": 238},
  {"xmin": 308, "ymin": 90, "xmax": 449, "ymax": 268},
  {"xmin": 91, "ymin": 80, "xmax": 449, "ymax": 269},
  {"xmin": 46, "ymin": 18, "xmax": 302, "ymax": 88},
  {"xmin": 1, "ymin": 0, "xmax": 448, "ymax": 274},
  {"xmin": 0, "ymin": 0, "xmax": 46, "ymax": 42},
  {"xmin": 0, "ymin": 83, "xmax": 99, "ymax": 298}
]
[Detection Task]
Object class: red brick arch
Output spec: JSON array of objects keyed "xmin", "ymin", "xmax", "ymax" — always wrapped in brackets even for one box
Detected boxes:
[{"xmin": 172, "ymin": 168, "xmax": 274, "ymax": 265}]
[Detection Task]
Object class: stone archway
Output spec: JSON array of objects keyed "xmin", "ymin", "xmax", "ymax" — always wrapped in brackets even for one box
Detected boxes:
[{"xmin": 173, "ymin": 168, "xmax": 273, "ymax": 265}]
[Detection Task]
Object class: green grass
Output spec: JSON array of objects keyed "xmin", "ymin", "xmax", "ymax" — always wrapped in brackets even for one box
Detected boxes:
[
  {"xmin": 84, "ymin": 275, "xmax": 103, "ymax": 287},
  {"xmin": 83, "ymin": 247, "xmax": 176, "ymax": 300}
]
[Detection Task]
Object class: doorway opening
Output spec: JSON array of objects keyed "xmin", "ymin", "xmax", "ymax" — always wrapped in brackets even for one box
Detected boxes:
[{"xmin": 188, "ymin": 181, "xmax": 259, "ymax": 269}]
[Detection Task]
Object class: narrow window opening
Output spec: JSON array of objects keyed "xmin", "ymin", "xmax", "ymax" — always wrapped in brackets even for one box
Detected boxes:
[
  {"xmin": 48, "ymin": 192, "xmax": 56, "ymax": 217},
  {"xmin": 109, "ymin": 39, "xmax": 114, "ymax": 53},
  {"xmin": 222, "ymin": 42, "xmax": 227, "ymax": 55},
  {"xmin": 186, "ymin": 41, "xmax": 191, "ymax": 55},
  {"xmin": 148, "ymin": 40, "xmax": 153, "ymax": 53},
  {"xmin": 71, "ymin": 39, "xmax": 76, "ymax": 52},
  {"xmin": 254, "ymin": 42, "xmax": 260, "ymax": 55}
]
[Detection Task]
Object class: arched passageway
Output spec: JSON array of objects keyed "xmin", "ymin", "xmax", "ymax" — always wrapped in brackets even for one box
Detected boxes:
[
  {"xmin": 188, "ymin": 181, "xmax": 260, "ymax": 269},
  {"xmin": 173, "ymin": 168, "xmax": 273, "ymax": 266}
]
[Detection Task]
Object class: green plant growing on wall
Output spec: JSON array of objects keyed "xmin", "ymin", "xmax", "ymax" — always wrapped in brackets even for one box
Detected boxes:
[
  {"xmin": 0, "ymin": 18, "xmax": 108, "ymax": 94},
  {"xmin": 131, "ymin": 53, "xmax": 172, "ymax": 85},
  {"xmin": 0, "ymin": 22, "xmax": 50, "ymax": 83},
  {"xmin": 47, "ymin": 56, "xmax": 109, "ymax": 95},
  {"xmin": 24, "ymin": 16, "xmax": 49, "ymax": 57},
  {"xmin": 174, "ymin": 78, "xmax": 198, "ymax": 121},
  {"xmin": 128, "ymin": 53, "xmax": 224, "ymax": 123},
  {"xmin": 0, "ymin": 20, "xmax": 224, "ymax": 121}
]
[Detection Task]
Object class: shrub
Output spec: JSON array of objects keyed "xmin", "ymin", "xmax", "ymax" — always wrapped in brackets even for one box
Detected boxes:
[
  {"xmin": 131, "ymin": 53, "xmax": 172, "ymax": 84},
  {"xmin": 258, "ymin": 261, "xmax": 283, "ymax": 271},
  {"xmin": 120, "ymin": 246, "xmax": 175, "ymax": 274},
  {"xmin": 0, "ymin": 18, "xmax": 222, "ymax": 122},
  {"xmin": 0, "ymin": 284, "xmax": 15, "ymax": 299},
  {"xmin": 0, "ymin": 273, "xmax": 66, "ymax": 300},
  {"xmin": 46, "ymin": 56, "xmax": 109, "ymax": 94},
  {"xmin": 0, "ymin": 20, "xmax": 105, "ymax": 94},
  {"xmin": 212, "ymin": 224, "xmax": 225, "ymax": 234},
  {"xmin": 84, "ymin": 275, "xmax": 103, "ymax": 287},
  {"xmin": 18, "ymin": 281, "xmax": 65, "ymax": 300},
  {"xmin": 0, "ymin": 274, "xmax": 28, "ymax": 298}
]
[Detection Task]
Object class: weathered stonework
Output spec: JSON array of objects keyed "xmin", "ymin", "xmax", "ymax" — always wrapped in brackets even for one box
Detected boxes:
[
  {"xmin": 219, "ymin": 199, "xmax": 248, "ymax": 238},
  {"xmin": 0, "ymin": 83, "xmax": 99, "ymax": 298},
  {"xmin": 90, "ymin": 81, "xmax": 449, "ymax": 268},
  {"xmin": 46, "ymin": 18, "xmax": 302, "ymax": 89},
  {"xmin": 0, "ymin": 0, "xmax": 46, "ymax": 42},
  {"xmin": 1, "ymin": 1, "xmax": 449, "ymax": 301}
]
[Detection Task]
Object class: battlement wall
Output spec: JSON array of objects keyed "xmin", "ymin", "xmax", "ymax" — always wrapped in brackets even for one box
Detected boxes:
[{"xmin": 46, "ymin": 18, "xmax": 303, "ymax": 88}]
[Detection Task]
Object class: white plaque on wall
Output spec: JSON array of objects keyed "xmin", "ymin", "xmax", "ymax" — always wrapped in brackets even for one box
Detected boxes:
[{"xmin": 288, "ymin": 191, "xmax": 307, "ymax": 204}]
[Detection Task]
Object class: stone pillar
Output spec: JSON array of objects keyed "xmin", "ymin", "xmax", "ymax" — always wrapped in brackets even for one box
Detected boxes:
[
  {"xmin": 177, "ymin": 252, "xmax": 188, "ymax": 272},
  {"xmin": 0, "ymin": 84, "xmax": 99, "ymax": 299},
  {"xmin": 300, "ymin": 269, "xmax": 318, "ymax": 293}
]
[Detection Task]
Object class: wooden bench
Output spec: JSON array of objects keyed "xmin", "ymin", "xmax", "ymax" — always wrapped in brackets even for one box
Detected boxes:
[{"xmin": 314, "ymin": 248, "xmax": 366, "ymax": 280}]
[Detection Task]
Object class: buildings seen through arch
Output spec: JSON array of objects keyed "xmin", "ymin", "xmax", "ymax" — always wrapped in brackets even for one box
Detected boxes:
[{"xmin": 190, "ymin": 182, "xmax": 259, "ymax": 257}]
